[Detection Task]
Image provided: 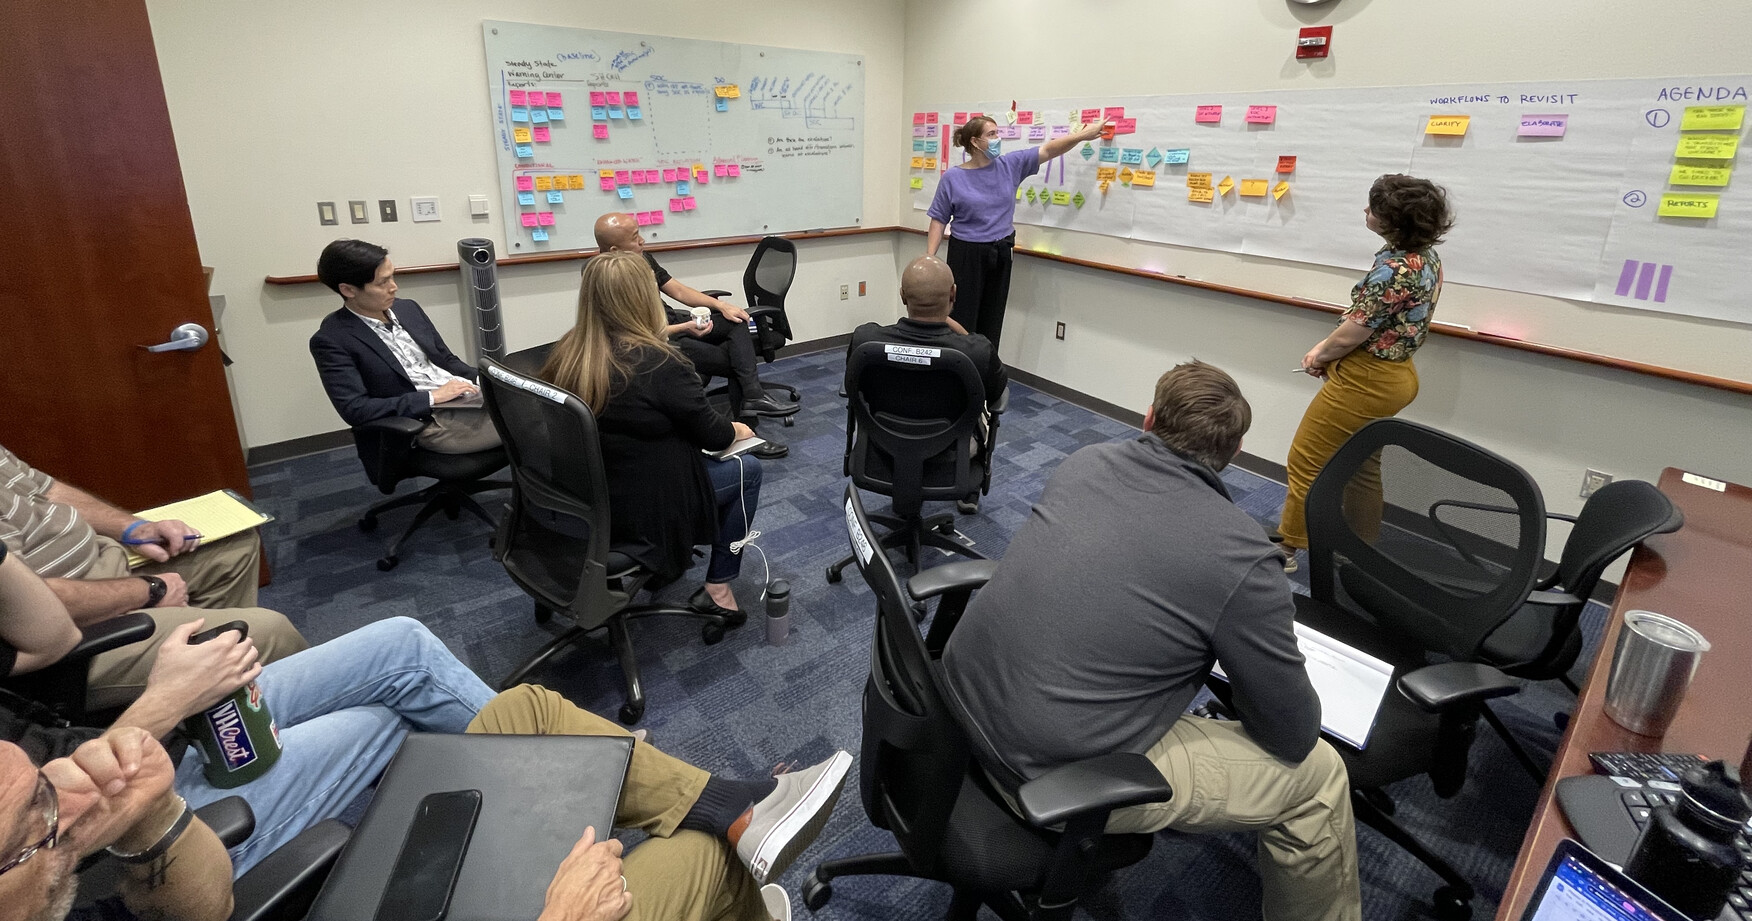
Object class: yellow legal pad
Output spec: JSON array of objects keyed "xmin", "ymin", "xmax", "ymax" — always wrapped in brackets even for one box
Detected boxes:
[{"xmin": 125, "ymin": 489, "xmax": 275, "ymax": 569}]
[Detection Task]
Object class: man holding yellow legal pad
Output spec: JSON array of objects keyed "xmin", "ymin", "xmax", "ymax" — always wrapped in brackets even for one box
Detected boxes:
[{"xmin": 0, "ymin": 444, "xmax": 306, "ymax": 708}]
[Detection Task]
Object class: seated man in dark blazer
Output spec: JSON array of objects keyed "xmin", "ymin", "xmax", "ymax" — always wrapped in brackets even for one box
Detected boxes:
[{"xmin": 308, "ymin": 240, "xmax": 501, "ymax": 454}]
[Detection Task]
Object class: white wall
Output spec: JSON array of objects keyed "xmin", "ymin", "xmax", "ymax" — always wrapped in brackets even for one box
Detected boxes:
[
  {"xmin": 902, "ymin": 0, "xmax": 1752, "ymax": 518},
  {"xmin": 146, "ymin": 0, "xmax": 907, "ymax": 450}
]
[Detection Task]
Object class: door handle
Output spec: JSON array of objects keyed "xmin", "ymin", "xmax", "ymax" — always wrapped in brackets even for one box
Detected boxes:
[{"xmin": 145, "ymin": 323, "xmax": 211, "ymax": 353}]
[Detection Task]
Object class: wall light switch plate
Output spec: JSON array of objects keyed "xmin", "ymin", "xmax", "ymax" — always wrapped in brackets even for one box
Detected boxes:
[
  {"xmin": 468, "ymin": 194, "xmax": 490, "ymax": 217},
  {"xmin": 378, "ymin": 199, "xmax": 398, "ymax": 222},
  {"xmin": 317, "ymin": 201, "xmax": 338, "ymax": 226},
  {"xmin": 410, "ymin": 196, "xmax": 441, "ymax": 222},
  {"xmin": 349, "ymin": 200, "xmax": 370, "ymax": 223}
]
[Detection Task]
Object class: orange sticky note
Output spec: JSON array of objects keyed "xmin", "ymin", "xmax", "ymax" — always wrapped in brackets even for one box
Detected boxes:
[
  {"xmin": 1276, "ymin": 156, "xmax": 1296, "ymax": 173},
  {"xmin": 911, "ymin": 156, "xmax": 925, "ymax": 169},
  {"xmin": 569, "ymin": 175, "xmax": 585, "ymax": 190},
  {"xmin": 1425, "ymin": 115, "xmax": 1470, "ymax": 136},
  {"xmin": 1096, "ymin": 166, "xmax": 1117, "ymax": 182},
  {"xmin": 1119, "ymin": 166, "xmax": 1135, "ymax": 184},
  {"xmin": 1186, "ymin": 172, "xmax": 1213, "ymax": 190},
  {"xmin": 1132, "ymin": 169, "xmax": 1156, "ymax": 188},
  {"xmin": 923, "ymin": 157, "xmax": 937, "ymax": 170},
  {"xmin": 1218, "ymin": 176, "xmax": 1234, "ymax": 196},
  {"xmin": 1240, "ymin": 179, "xmax": 1268, "ymax": 197},
  {"xmin": 534, "ymin": 176, "xmax": 553, "ymax": 191},
  {"xmin": 598, "ymin": 169, "xmax": 615, "ymax": 178},
  {"xmin": 1098, "ymin": 180, "xmax": 1111, "ymax": 194},
  {"xmin": 1188, "ymin": 187, "xmax": 1215, "ymax": 203},
  {"xmin": 1272, "ymin": 181, "xmax": 1290, "ymax": 200}
]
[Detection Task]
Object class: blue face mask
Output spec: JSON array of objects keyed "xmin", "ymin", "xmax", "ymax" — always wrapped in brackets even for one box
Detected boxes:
[{"xmin": 984, "ymin": 139, "xmax": 1001, "ymax": 157}]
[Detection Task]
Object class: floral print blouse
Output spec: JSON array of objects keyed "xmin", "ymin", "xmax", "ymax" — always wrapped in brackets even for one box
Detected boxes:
[{"xmin": 1342, "ymin": 247, "xmax": 1442, "ymax": 362}]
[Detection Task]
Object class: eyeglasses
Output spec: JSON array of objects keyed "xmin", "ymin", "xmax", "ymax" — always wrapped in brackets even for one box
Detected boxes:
[{"xmin": 0, "ymin": 773, "xmax": 58, "ymax": 877}]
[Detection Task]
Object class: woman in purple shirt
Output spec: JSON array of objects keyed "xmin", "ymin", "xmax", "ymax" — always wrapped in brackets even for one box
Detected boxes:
[{"xmin": 926, "ymin": 114, "xmax": 1109, "ymax": 348}]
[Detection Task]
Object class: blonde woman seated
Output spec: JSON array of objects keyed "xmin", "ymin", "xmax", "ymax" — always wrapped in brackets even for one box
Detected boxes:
[{"xmin": 541, "ymin": 251, "xmax": 764, "ymax": 622}]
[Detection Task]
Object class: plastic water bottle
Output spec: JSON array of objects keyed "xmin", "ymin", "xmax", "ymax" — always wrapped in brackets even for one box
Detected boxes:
[
  {"xmin": 765, "ymin": 580, "xmax": 791, "ymax": 646},
  {"xmin": 1623, "ymin": 760, "xmax": 1751, "ymax": 919}
]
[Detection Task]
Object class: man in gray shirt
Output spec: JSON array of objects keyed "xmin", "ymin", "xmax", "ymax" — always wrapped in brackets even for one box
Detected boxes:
[{"xmin": 941, "ymin": 360, "xmax": 1359, "ymax": 921}]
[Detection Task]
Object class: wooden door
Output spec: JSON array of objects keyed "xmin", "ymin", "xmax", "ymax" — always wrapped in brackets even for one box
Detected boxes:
[{"xmin": 0, "ymin": 0, "xmax": 252, "ymax": 510}]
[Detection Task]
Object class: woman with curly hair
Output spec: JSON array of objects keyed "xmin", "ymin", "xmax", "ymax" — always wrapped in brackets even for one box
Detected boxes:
[{"xmin": 1275, "ymin": 174, "xmax": 1453, "ymax": 572}]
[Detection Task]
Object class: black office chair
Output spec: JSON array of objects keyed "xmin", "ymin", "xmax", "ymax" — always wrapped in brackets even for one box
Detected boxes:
[
  {"xmin": 1, "ymin": 611, "xmax": 154, "ymax": 724},
  {"xmin": 804, "ymin": 487, "xmax": 1172, "ymax": 920},
  {"xmin": 699, "ymin": 235, "xmax": 802, "ymax": 423},
  {"xmin": 349, "ymin": 417, "xmax": 509, "ymax": 571},
  {"xmin": 477, "ymin": 358, "xmax": 734, "ymax": 725},
  {"xmin": 1271, "ymin": 417, "xmax": 1549, "ymax": 921},
  {"xmin": 824, "ymin": 342, "xmax": 998, "ymax": 584}
]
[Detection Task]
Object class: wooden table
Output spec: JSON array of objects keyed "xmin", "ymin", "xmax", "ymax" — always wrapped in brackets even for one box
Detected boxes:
[{"xmin": 1494, "ymin": 467, "xmax": 1752, "ymax": 919}]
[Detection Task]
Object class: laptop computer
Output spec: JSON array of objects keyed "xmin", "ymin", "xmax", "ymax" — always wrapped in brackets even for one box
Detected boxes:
[{"xmin": 1516, "ymin": 839, "xmax": 1691, "ymax": 921}]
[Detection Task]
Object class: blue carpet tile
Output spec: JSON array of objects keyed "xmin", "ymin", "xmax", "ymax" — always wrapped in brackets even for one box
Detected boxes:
[{"xmin": 251, "ymin": 348, "xmax": 1599, "ymax": 920}]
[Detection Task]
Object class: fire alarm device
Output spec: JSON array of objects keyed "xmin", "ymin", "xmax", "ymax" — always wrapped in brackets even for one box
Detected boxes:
[{"xmin": 1297, "ymin": 26, "xmax": 1333, "ymax": 60}]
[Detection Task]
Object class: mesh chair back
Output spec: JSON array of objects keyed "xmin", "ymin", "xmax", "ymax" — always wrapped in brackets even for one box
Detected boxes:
[
  {"xmin": 1307, "ymin": 418, "xmax": 1545, "ymax": 660},
  {"xmin": 845, "ymin": 342, "xmax": 986, "ymax": 518},
  {"xmin": 743, "ymin": 236, "xmax": 796, "ymax": 345},
  {"xmin": 1555, "ymin": 480, "xmax": 1681, "ymax": 597},
  {"xmin": 479, "ymin": 358, "xmax": 623, "ymax": 625},
  {"xmin": 842, "ymin": 486, "xmax": 974, "ymax": 874}
]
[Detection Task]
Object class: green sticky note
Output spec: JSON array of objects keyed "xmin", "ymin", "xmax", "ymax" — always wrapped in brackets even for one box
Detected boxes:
[
  {"xmin": 1051, "ymin": 191, "xmax": 1071, "ymax": 205},
  {"xmin": 1015, "ymin": 186, "xmax": 1023, "ymax": 201},
  {"xmin": 1680, "ymin": 105, "xmax": 1745, "ymax": 131},
  {"xmin": 1080, "ymin": 143, "xmax": 1094, "ymax": 160},
  {"xmin": 909, "ymin": 177, "xmax": 923, "ymax": 190},
  {"xmin": 1026, "ymin": 187, "xmax": 1037, "ymax": 203},
  {"xmin": 1656, "ymin": 193, "xmax": 1719, "ymax": 218},
  {"xmin": 1072, "ymin": 191, "xmax": 1086, "ymax": 208},
  {"xmin": 1675, "ymin": 134, "xmax": 1739, "ymax": 159}
]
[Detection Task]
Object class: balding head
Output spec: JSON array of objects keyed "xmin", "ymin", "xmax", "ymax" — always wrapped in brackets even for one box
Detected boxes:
[
  {"xmin": 593, "ymin": 212, "xmax": 641, "ymax": 252},
  {"xmin": 900, "ymin": 256, "xmax": 956, "ymax": 319}
]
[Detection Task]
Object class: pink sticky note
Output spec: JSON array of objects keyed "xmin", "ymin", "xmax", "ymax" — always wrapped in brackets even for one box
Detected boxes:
[
  {"xmin": 515, "ymin": 176, "xmax": 535, "ymax": 191},
  {"xmin": 670, "ymin": 198, "xmax": 684, "ymax": 212},
  {"xmin": 623, "ymin": 92, "xmax": 638, "ymax": 106},
  {"xmin": 599, "ymin": 177, "xmax": 616, "ymax": 191},
  {"xmin": 1103, "ymin": 106, "xmax": 1125, "ymax": 120},
  {"xmin": 589, "ymin": 91, "xmax": 607, "ymax": 106},
  {"xmin": 1246, "ymin": 105, "xmax": 1277, "ymax": 124},
  {"xmin": 606, "ymin": 92, "xmax": 622, "ymax": 105},
  {"xmin": 970, "ymin": 112, "xmax": 983, "ymax": 119},
  {"xmin": 527, "ymin": 91, "xmax": 546, "ymax": 107},
  {"xmin": 694, "ymin": 170, "xmax": 708, "ymax": 185},
  {"xmin": 1080, "ymin": 108, "xmax": 1102, "ymax": 123},
  {"xmin": 714, "ymin": 164, "xmax": 728, "ymax": 177},
  {"xmin": 1115, "ymin": 118, "xmax": 1137, "ymax": 134},
  {"xmin": 1518, "ymin": 113, "xmax": 1569, "ymax": 137},
  {"xmin": 913, "ymin": 112, "xmax": 926, "ymax": 125},
  {"xmin": 953, "ymin": 112, "xmax": 968, "ymax": 123},
  {"xmin": 636, "ymin": 211, "xmax": 652, "ymax": 226},
  {"xmin": 727, "ymin": 164, "xmax": 740, "ymax": 177},
  {"xmin": 1017, "ymin": 111, "xmax": 1034, "ymax": 125},
  {"xmin": 650, "ymin": 210, "xmax": 664, "ymax": 225},
  {"xmin": 683, "ymin": 196, "xmax": 697, "ymax": 210},
  {"xmin": 1195, "ymin": 105, "xmax": 1222, "ymax": 123},
  {"xmin": 662, "ymin": 168, "xmax": 678, "ymax": 182},
  {"xmin": 593, "ymin": 124, "xmax": 608, "ymax": 139},
  {"xmin": 520, "ymin": 213, "xmax": 538, "ymax": 227},
  {"xmin": 926, "ymin": 112, "xmax": 939, "ymax": 124},
  {"xmin": 615, "ymin": 170, "xmax": 630, "ymax": 184},
  {"xmin": 532, "ymin": 126, "xmax": 551, "ymax": 142},
  {"xmin": 547, "ymin": 92, "xmax": 563, "ymax": 107},
  {"xmin": 538, "ymin": 211, "xmax": 555, "ymax": 226},
  {"xmin": 509, "ymin": 90, "xmax": 527, "ymax": 106}
]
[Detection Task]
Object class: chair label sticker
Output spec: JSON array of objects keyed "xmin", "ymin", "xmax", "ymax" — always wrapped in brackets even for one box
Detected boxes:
[
  {"xmin": 845, "ymin": 499, "xmax": 875, "ymax": 565},
  {"xmin": 883, "ymin": 344, "xmax": 941, "ymax": 365},
  {"xmin": 486, "ymin": 364, "xmax": 569, "ymax": 403},
  {"xmin": 1680, "ymin": 472, "xmax": 1726, "ymax": 492}
]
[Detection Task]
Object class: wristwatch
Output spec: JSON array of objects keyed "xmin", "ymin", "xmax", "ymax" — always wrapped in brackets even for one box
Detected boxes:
[{"xmin": 139, "ymin": 575, "xmax": 168, "ymax": 608}]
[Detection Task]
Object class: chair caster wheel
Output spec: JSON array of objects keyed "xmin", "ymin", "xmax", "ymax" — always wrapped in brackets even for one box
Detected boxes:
[
  {"xmin": 377, "ymin": 555, "xmax": 398, "ymax": 571},
  {"xmin": 534, "ymin": 603, "xmax": 553, "ymax": 624},
  {"xmin": 801, "ymin": 875, "xmax": 832, "ymax": 911},
  {"xmin": 1431, "ymin": 886, "xmax": 1471, "ymax": 921},
  {"xmin": 618, "ymin": 702, "xmax": 644, "ymax": 725},
  {"xmin": 702, "ymin": 623, "xmax": 726, "ymax": 645},
  {"xmin": 359, "ymin": 515, "xmax": 378, "ymax": 533},
  {"xmin": 825, "ymin": 566, "xmax": 843, "ymax": 584},
  {"xmin": 782, "ymin": 416, "xmax": 795, "ymax": 427}
]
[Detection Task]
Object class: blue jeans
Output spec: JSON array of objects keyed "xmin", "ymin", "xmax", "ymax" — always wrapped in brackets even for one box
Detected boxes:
[
  {"xmin": 704, "ymin": 454, "xmax": 762, "ymax": 583},
  {"xmin": 174, "ymin": 617, "xmax": 496, "ymax": 875}
]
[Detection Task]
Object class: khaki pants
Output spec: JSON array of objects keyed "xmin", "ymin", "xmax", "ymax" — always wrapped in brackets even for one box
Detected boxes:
[
  {"xmin": 467, "ymin": 685, "xmax": 769, "ymax": 921},
  {"xmin": 1107, "ymin": 715, "xmax": 1361, "ymax": 921},
  {"xmin": 416, "ymin": 408, "xmax": 502, "ymax": 454},
  {"xmin": 83, "ymin": 531, "xmax": 309, "ymax": 709}
]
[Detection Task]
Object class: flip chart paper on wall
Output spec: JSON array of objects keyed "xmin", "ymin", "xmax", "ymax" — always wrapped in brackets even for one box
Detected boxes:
[
  {"xmin": 1518, "ymin": 114, "xmax": 1568, "ymax": 137},
  {"xmin": 1657, "ymin": 193, "xmax": 1719, "ymax": 218},
  {"xmin": 1674, "ymin": 134, "xmax": 1739, "ymax": 158},
  {"xmin": 1425, "ymin": 115, "xmax": 1470, "ymax": 136},
  {"xmin": 1246, "ymin": 105, "xmax": 1277, "ymax": 124},
  {"xmin": 1680, "ymin": 105, "xmax": 1743, "ymax": 130},
  {"xmin": 1240, "ymin": 179, "xmax": 1269, "ymax": 197},
  {"xmin": 1668, "ymin": 164, "xmax": 1731, "ymax": 186},
  {"xmin": 1195, "ymin": 105, "xmax": 1221, "ymax": 123}
]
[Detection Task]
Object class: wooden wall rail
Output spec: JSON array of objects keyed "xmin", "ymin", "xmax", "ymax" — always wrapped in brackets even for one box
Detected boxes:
[{"xmin": 266, "ymin": 224, "xmax": 1752, "ymax": 397}]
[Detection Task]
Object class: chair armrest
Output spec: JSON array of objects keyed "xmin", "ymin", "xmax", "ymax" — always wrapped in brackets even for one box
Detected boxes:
[
  {"xmin": 906, "ymin": 560, "xmax": 998, "ymax": 601},
  {"xmin": 1016, "ymin": 752, "xmax": 1173, "ymax": 828},
  {"xmin": 1527, "ymin": 589, "xmax": 1584, "ymax": 607},
  {"xmin": 353, "ymin": 416, "xmax": 426, "ymax": 490},
  {"xmin": 1397, "ymin": 662, "xmax": 1519, "ymax": 713},
  {"xmin": 229, "ymin": 819, "xmax": 350, "ymax": 921},
  {"xmin": 1544, "ymin": 512, "xmax": 1579, "ymax": 524},
  {"xmin": 195, "ymin": 797, "xmax": 256, "ymax": 849},
  {"xmin": 990, "ymin": 386, "xmax": 1010, "ymax": 416},
  {"xmin": 700, "ymin": 289, "xmax": 733, "ymax": 298},
  {"xmin": 67, "ymin": 612, "xmax": 157, "ymax": 661}
]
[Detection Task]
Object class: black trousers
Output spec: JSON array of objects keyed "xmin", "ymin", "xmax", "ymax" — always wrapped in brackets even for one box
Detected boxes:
[
  {"xmin": 671, "ymin": 311, "xmax": 763, "ymax": 413},
  {"xmin": 945, "ymin": 234, "xmax": 1016, "ymax": 350}
]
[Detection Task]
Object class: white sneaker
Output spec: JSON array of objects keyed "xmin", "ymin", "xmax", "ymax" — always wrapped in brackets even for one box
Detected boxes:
[
  {"xmin": 761, "ymin": 883, "xmax": 793, "ymax": 921},
  {"xmin": 733, "ymin": 750, "xmax": 852, "ymax": 885}
]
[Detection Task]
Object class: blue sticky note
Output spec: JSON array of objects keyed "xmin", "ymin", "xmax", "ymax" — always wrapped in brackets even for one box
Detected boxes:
[
  {"xmin": 1163, "ymin": 148, "xmax": 1190, "ymax": 164},
  {"xmin": 608, "ymin": 106, "xmax": 624, "ymax": 119},
  {"xmin": 1120, "ymin": 148, "xmax": 1144, "ymax": 165},
  {"xmin": 546, "ymin": 190, "xmax": 564, "ymax": 203},
  {"xmin": 517, "ymin": 191, "xmax": 535, "ymax": 206},
  {"xmin": 531, "ymin": 228, "xmax": 549, "ymax": 242},
  {"xmin": 515, "ymin": 144, "xmax": 533, "ymax": 158},
  {"xmin": 925, "ymin": 141, "xmax": 938, "ymax": 153},
  {"xmin": 617, "ymin": 186, "xmax": 633, "ymax": 199},
  {"xmin": 676, "ymin": 181, "xmax": 690, "ymax": 195},
  {"xmin": 627, "ymin": 106, "xmax": 642, "ymax": 120},
  {"xmin": 1098, "ymin": 147, "xmax": 1119, "ymax": 163},
  {"xmin": 913, "ymin": 140, "xmax": 925, "ymax": 151},
  {"xmin": 531, "ymin": 108, "xmax": 548, "ymax": 123},
  {"xmin": 512, "ymin": 108, "xmax": 529, "ymax": 122},
  {"xmin": 591, "ymin": 105, "xmax": 608, "ymax": 120},
  {"xmin": 548, "ymin": 107, "xmax": 564, "ymax": 120},
  {"xmin": 715, "ymin": 98, "xmax": 728, "ymax": 112}
]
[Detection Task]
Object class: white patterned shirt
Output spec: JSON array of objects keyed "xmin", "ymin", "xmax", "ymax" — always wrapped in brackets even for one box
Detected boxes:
[{"xmin": 347, "ymin": 308, "xmax": 468, "ymax": 408}]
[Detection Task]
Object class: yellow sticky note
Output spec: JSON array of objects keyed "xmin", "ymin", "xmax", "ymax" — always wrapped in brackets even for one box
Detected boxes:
[
  {"xmin": 1096, "ymin": 166, "xmax": 1117, "ymax": 182},
  {"xmin": 1188, "ymin": 187, "xmax": 1215, "ymax": 203},
  {"xmin": 1425, "ymin": 115, "xmax": 1471, "ymax": 136},
  {"xmin": 910, "ymin": 177, "xmax": 923, "ymax": 190},
  {"xmin": 1657, "ymin": 193, "xmax": 1719, "ymax": 218},
  {"xmin": 1668, "ymin": 164, "xmax": 1732, "ymax": 187},
  {"xmin": 714, "ymin": 86, "xmax": 729, "ymax": 97},
  {"xmin": 568, "ymin": 174, "xmax": 585, "ymax": 189},
  {"xmin": 924, "ymin": 157, "xmax": 938, "ymax": 169},
  {"xmin": 1132, "ymin": 169, "xmax": 1156, "ymax": 188},
  {"xmin": 534, "ymin": 176, "xmax": 553, "ymax": 191},
  {"xmin": 1186, "ymin": 172, "xmax": 1213, "ymax": 190},
  {"xmin": 1681, "ymin": 105, "xmax": 1745, "ymax": 131},
  {"xmin": 693, "ymin": 163, "xmax": 706, "ymax": 174},
  {"xmin": 1051, "ymin": 191, "xmax": 1072, "ymax": 205},
  {"xmin": 1217, "ymin": 176, "xmax": 1234, "ymax": 196},
  {"xmin": 1675, "ymin": 133, "xmax": 1740, "ymax": 159},
  {"xmin": 514, "ymin": 127, "xmax": 532, "ymax": 144},
  {"xmin": 1240, "ymin": 179, "xmax": 1269, "ymax": 197},
  {"xmin": 910, "ymin": 156, "xmax": 925, "ymax": 169},
  {"xmin": 1098, "ymin": 180, "xmax": 1111, "ymax": 194},
  {"xmin": 1273, "ymin": 181, "xmax": 1290, "ymax": 200},
  {"xmin": 1119, "ymin": 167, "xmax": 1135, "ymax": 184}
]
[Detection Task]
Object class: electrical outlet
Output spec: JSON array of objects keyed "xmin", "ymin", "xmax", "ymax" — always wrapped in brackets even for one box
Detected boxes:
[
  {"xmin": 839, "ymin": 284, "xmax": 849, "ymax": 300},
  {"xmin": 858, "ymin": 280, "xmax": 867, "ymax": 297},
  {"xmin": 317, "ymin": 201, "xmax": 337, "ymax": 226},
  {"xmin": 1580, "ymin": 468, "xmax": 1612, "ymax": 499},
  {"xmin": 349, "ymin": 200, "xmax": 370, "ymax": 224},
  {"xmin": 378, "ymin": 199, "xmax": 398, "ymax": 222},
  {"xmin": 1055, "ymin": 322, "xmax": 1066, "ymax": 340}
]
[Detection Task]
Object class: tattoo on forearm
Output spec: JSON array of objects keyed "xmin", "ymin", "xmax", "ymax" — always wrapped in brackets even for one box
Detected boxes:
[{"xmin": 144, "ymin": 853, "xmax": 177, "ymax": 890}]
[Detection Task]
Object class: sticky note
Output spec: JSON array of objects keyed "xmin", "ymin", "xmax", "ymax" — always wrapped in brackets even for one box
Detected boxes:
[
  {"xmin": 617, "ymin": 187, "xmax": 633, "ymax": 199},
  {"xmin": 627, "ymin": 106, "xmax": 642, "ymax": 120},
  {"xmin": 910, "ymin": 177, "xmax": 924, "ymax": 190},
  {"xmin": 1276, "ymin": 155, "xmax": 1297, "ymax": 173},
  {"xmin": 683, "ymin": 197, "xmax": 697, "ymax": 210},
  {"xmin": 548, "ymin": 108, "xmax": 564, "ymax": 120},
  {"xmin": 608, "ymin": 107, "xmax": 624, "ymax": 119},
  {"xmin": 650, "ymin": 210, "xmax": 664, "ymax": 225},
  {"xmin": 593, "ymin": 125, "xmax": 608, "ymax": 139},
  {"xmin": 605, "ymin": 92, "xmax": 622, "ymax": 106},
  {"xmin": 1098, "ymin": 147, "xmax": 1120, "ymax": 163},
  {"xmin": 1145, "ymin": 148, "xmax": 1163, "ymax": 167},
  {"xmin": 1188, "ymin": 187, "xmax": 1215, "ymax": 203},
  {"xmin": 913, "ymin": 112, "xmax": 926, "ymax": 125},
  {"xmin": 1100, "ymin": 124, "xmax": 1116, "ymax": 140},
  {"xmin": 1072, "ymin": 192, "xmax": 1086, "ymax": 208},
  {"xmin": 592, "ymin": 106, "xmax": 608, "ymax": 120},
  {"xmin": 725, "ymin": 85, "xmax": 740, "ymax": 98},
  {"xmin": 515, "ymin": 144, "xmax": 533, "ymax": 158},
  {"xmin": 622, "ymin": 92, "xmax": 638, "ymax": 106},
  {"xmin": 1051, "ymin": 191, "xmax": 1072, "ymax": 205},
  {"xmin": 1187, "ymin": 172, "xmax": 1213, "ymax": 190},
  {"xmin": 518, "ymin": 191, "xmax": 535, "ymax": 206},
  {"xmin": 727, "ymin": 164, "xmax": 740, "ymax": 177},
  {"xmin": 599, "ymin": 169, "xmax": 616, "ymax": 178},
  {"xmin": 1272, "ymin": 181, "xmax": 1290, "ymax": 200},
  {"xmin": 537, "ymin": 212, "xmax": 554, "ymax": 226},
  {"xmin": 615, "ymin": 171, "xmax": 631, "ymax": 184},
  {"xmin": 1028, "ymin": 126, "xmax": 1047, "ymax": 141},
  {"xmin": 925, "ymin": 141, "xmax": 939, "ymax": 153},
  {"xmin": 1120, "ymin": 148, "xmax": 1144, "ymax": 165},
  {"xmin": 714, "ymin": 85, "xmax": 731, "ymax": 98},
  {"xmin": 1018, "ymin": 111, "xmax": 1033, "ymax": 124},
  {"xmin": 921, "ymin": 158, "xmax": 936, "ymax": 170},
  {"xmin": 1103, "ymin": 107, "xmax": 1125, "ymax": 120},
  {"xmin": 531, "ymin": 228, "xmax": 548, "ymax": 242},
  {"xmin": 636, "ymin": 211, "xmax": 652, "ymax": 226},
  {"xmin": 695, "ymin": 170, "xmax": 708, "ymax": 185},
  {"xmin": 913, "ymin": 140, "xmax": 925, "ymax": 152},
  {"xmin": 527, "ymin": 92, "xmax": 546, "ymax": 107},
  {"xmin": 999, "ymin": 126, "xmax": 1021, "ymax": 139},
  {"xmin": 953, "ymin": 112, "xmax": 968, "ymax": 123},
  {"xmin": 1195, "ymin": 105, "xmax": 1222, "ymax": 123},
  {"xmin": 516, "ymin": 176, "xmax": 535, "ymax": 191},
  {"xmin": 1096, "ymin": 166, "xmax": 1118, "ymax": 182},
  {"xmin": 510, "ymin": 90, "xmax": 527, "ymax": 106},
  {"xmin": 570, "ymin": 175, "xmax": 585, "ymax": 189},
  {"xmin": 1675, "ymin": 134, "xmax": 1739, "ymax": 159},
  {"xmin": 1163, "ymin": 149, "xmax": 1190, "ymax": 165},
  {"xmin": 1425, "ymin": 115, "xmax": 1470, "ymax": 136},
  {"xmin": 1115, "ymin": 118, "xmax": 1137, "ymax": 134},
  {"xmin": 534, "ymin": 176, "xmax": 553, "ymax": 191},
  {"xmin": 531, "ymin": 108, "xmax": 549, "ymax": 124},
  {"xmin": 1080, "ymin": 108, "xmax": 1102, "ymax": 123},
  {"xmin": 1051, "ymin": 125, "xmax": 1072, "ymax": 138},
  {"xmin": 1218, "ymin": 176, "xmax": 1234, "ymax": 196},
  {"xmin": 532, "ymin": 127, "xmax": 551, "ymax": 142},
  {"xmin": 547, "ymin": 190, "xmax": 565, "ymax": 204},
  {"xmin": 515, "ymin": 127, "xmax": 533, "ymax": 143},
  {"xmin": 1681, "ymin": 105, "xmax": 1744, "ymax": 131},
  {"xmin": 1517, "ymin": 115, "xmax": 1568, "ymax": 137},
  {"xmin": 715, "ymin": 163, "xmax": 729, "ymax": 177},
  {"xmin": 911, "ymin": 156, "xmax": 925, "ymax": 169},
  {"xmin": 520, "ymin": 213, "xmax": 538, "ymax": 227},
  {"xmin": 1657, "ymin": 193, "xmax": 1719, "ymax": 218},
  {"xmin": 548, "ymin": 93, "xmax": 564, "ymax": 107},
  {"xmin": 1668, "ymin": 164, "xmax": 1732, "ymax": 186},
  {"xmin": 1026, "ymin": 188, "xmax": 1038, "ymax": 203},
  {"xmin": 512, "ymin": 108, "xmax": 529, "ymax": 123},
  {"xmin": 1119, "ymin": 167, "xmax": 1135, "ymax": 184},
  {"xmin": 1246, "ymin": 105, "xmax": 1277, "ymax": 125},
  {"xmin": 670, "ymin": 198, "xmax": 684, "ymax": 212},
  {"xmin": 926, "ymin": 112, "xmax": 939, "ymax": 124},
  {"xmin": 600, "ymin": 178, "xmax": 616, "ymax": 191},
  {"xmin": 1240, "ymin": 179, "xmax": 1269, "ymax": 197},
  {"xmin": 590, "ymin": 92, "xmax": 607, "ymax": 106},
  {"xmin": 716, "ymin": 98, "xmax": 728, "ymax": 112},
  {"xmin": 663, "ymin": 168, "xmax": 679, "ymax": 182},
  {"xmin": 1133, "ymin": 169, "xmax": 1157, "ymax": 188},
  {"xmin": 676, "ymin": 181, "xmax": 690, "ymax": 195}
]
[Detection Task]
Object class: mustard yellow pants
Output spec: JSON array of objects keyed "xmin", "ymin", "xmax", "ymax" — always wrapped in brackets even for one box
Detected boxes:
[{"xmin": 1277, "ymin": 351, "xmax": 1419, "ymax": 550}]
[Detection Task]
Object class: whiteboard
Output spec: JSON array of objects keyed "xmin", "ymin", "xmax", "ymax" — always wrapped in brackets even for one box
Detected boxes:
[
  {"xmin": 483, "ymin": 20, "xmax": 864, "ymax": 255},
  {"xmin": 914, "ymin": 77, "xmax": 1751, "ymax": 326}
]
